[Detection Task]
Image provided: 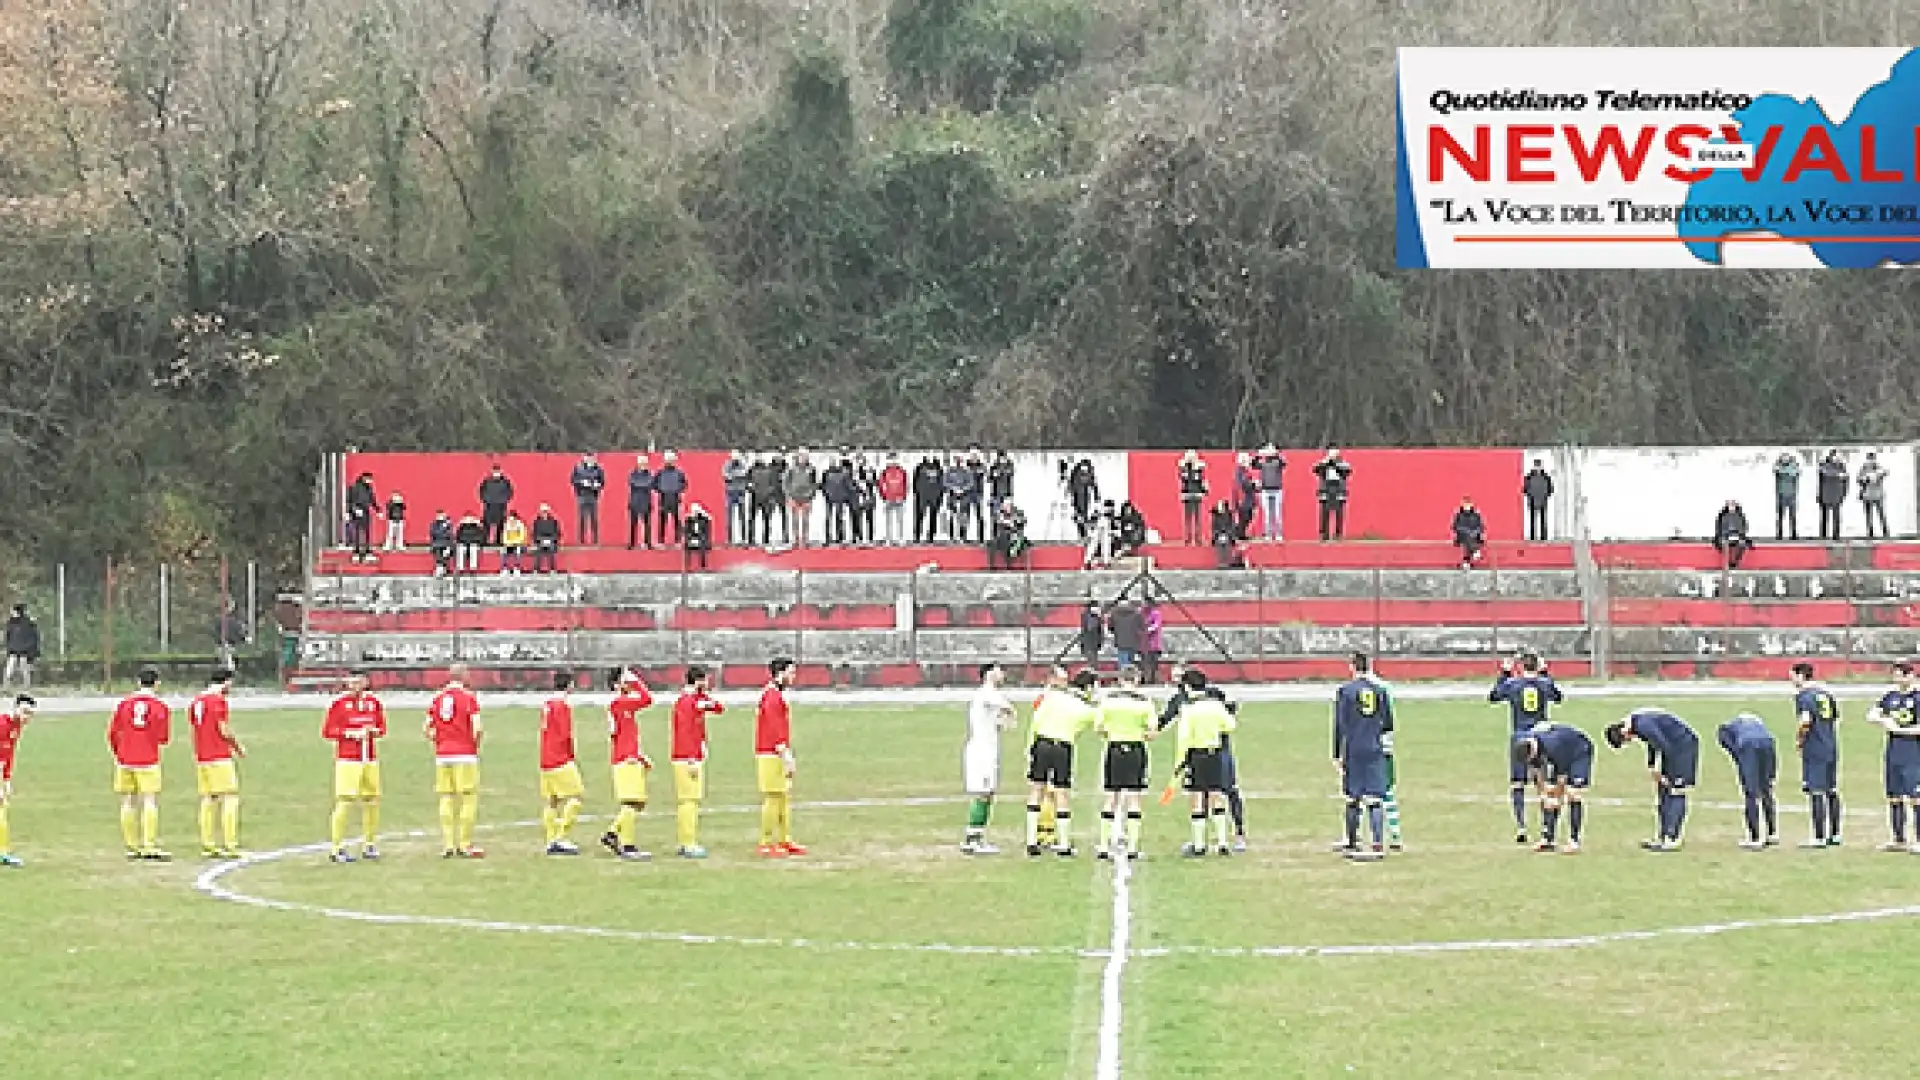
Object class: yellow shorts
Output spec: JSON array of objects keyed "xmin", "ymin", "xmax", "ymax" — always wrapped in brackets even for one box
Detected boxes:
[
  {"xmin": 541, "ymin": 763, "xmax": 585, "ymax": 801},
  {"xmin": 435, "ymin": 761, "xmax": 479, "ymax": 796},
  {"xmin": 612, "ymin": 761, "xmax": 650, "ymax": 805},
  {"xmin": 672, "ymin": 761, "xmax": 705, "ymax": 803},
  {"xmin": 113, "ymin": 766, "xmax": 162, "ymax": 796},
  {"xmin": 334, "ymin": 762, "xmax": 382, "ymax": 800},
  {"xmin": 756, "ymin": 754, "xmax": 791, "ymax": 796},
  {"xmin": 196, "ymin": 761, "xmax": 240, "ymax": 797}
]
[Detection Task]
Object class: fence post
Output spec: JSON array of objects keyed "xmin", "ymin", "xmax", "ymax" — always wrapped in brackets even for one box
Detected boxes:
[
  {"xmin": 1371, "ymin": 566, "xmax": 1383, "ymax": 660},
  {"xmin": 103, "ymin": 556, "xmax": 115, "ymax": 688},
  {"xmin": 794, "ymin": 567, "xmax": 805, "ymax": 677},
  {"xmin": 245, "ymin": 560, "xmax": 258, "ymax": 651},
  {"xmin": 1023, "ymin": 557, "xmax": 1034, "ymax": 677},
  {"xmin": 159, "ymin": 563, "xmax": 170, "ymax": 654},
  {"xmin": 55, "ymin": 563, "xmax": 66, "ymax": 659}
]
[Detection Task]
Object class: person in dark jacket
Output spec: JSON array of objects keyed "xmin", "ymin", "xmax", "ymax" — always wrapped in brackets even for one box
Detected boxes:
[
  {"xmin": 912, "ymin": 454, "xmax": 945, "ymax": 544},
  {"xmin": 1451, "ymin": 496, "xmax": 1487, "ymax": 569},
  {"xmin": 1859, "ymin": 452, "xmax": 1890, "ymax": 540},
  {"xmin": 684, "ymin": 503, "xmax": 714, "ymax": 570},
  {"xmin": 1178, "ymin": 451, "xmax": 1208, "ymax": 544},
  {"xmin": 1211, "ymin": 500, "xmax": 1246, "ymax": 569},
  {"xmin": 429, "ymin": 511, "xmax": 456, "ymax": 577},
  {"xmin": 531, "ymin": 504, "xmax": 562, "ymax": 573},
  {"xmin": 943, "ymin": 454, "xmax": 975, "ymax": 543},
  {"xmin": 570, "ymin": 453, "xmax": 605, "ymax": 546},
  {"xmin": 4, "ymin": 605, "xmax": 40, "ymax": 689},
  {"xmin": 1523, "ymin": 459, "xmax": 1553, "ymax": 542},
  {"xmin": 852, "ymin": 454, "xmax": 878, "ymax": 546},
  {"xmin": 1314, "ymin": 448, "xmax": 1353, "ymax": 541},
  {"xmin": 1233, "ymin": 453, "xmax": 1258, "ymax": 541},
  {"xmin": 345, "ymin": 472, "xmax": 378, "ymax": 562},
  {"xmin": 722, "ymin": 451, "xmax": 751, "ymax": 546},
  {"xmin": 454, "ymin": 511, "xmax": 486, "ymax": 573},
  {"xmin": 987, "ymin": 451, "xmax": 1016, "ymax": 519},
  {"xmin": 964, "ymin": 450, "xmax": 988, "ymax": 543},
  {"xmin": 988, "ymin": 501, "xmax": 1029, "ymax": 570},
  {"xmin": 654, "ymin": 450, "xmax": 688, "ymax": 547},
  {"xmin": 383, "ymin": 490, "xmax": 407, "ymax": 550},
  {"xmin": 1773, "ymin": 453, "xmax": 1801, "ymax": 540},
  {"xmin": 1254, "ymin": 444, "xmax": 1286, "ymax": 541},
  {"xmin": 821, "ymin": 453, "xmax": 854, "ymax": 546},
  {"xmin": 1115, "ymin": 501, "xmax": 1148, "ymax": 557},
  {"xmin": 1816, "ymin": 451, "xmax": 1848, "ymax": 541},
  {"xmin": 1714, "ymin": 500, "xmax": 1752, "ymax": 569},
  {"xmin": 1078, "ymin": 602, "xmax": 1105, "ymax": 667},
  {"xmin": 478, "ymin": 463, "xmax": 514, "ymax": 546},
  {"xmin": 785, "ymin": 448, "xmax": 819, "ymax": 548},
  {"xmin": 748, "ymin": 453, "xmax": 784, "ymax": 547},
  {"xmin": 1109, "ymin": 601, "xmax": 1145, "ymax": 671},
  {"xmin": 627, "ymin": 454, "xmax": 655, "ymax": 549}
]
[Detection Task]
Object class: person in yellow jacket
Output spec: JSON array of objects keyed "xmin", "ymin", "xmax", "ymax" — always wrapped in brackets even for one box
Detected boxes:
[
  {"xmin": 1170, "ymin": 668, "xmax": 1239, "ymax": 857},
  {"xmin": 1095, "ymin": 667, "xmax": 1156, "ymax": 860},
  {"xmin": 1025, "ymin": 668, "xmax": 1099, "ymax": 857},
  {"xmin": 500, "ymin": 511, "xmax": 529, "ymax": 575}
]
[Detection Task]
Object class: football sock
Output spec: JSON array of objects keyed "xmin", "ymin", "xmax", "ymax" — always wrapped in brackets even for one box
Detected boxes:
[
  {"xmin": 1367, "ymin": 802, "xmax": 1385, "ymax": 845},
  {"xmin": 615, "ymin": 805, "xmax": 638, "ymax": 847},
  {"xmin": 1383, "ymin": 783, "xmax": 1402, "ymax": 844},
  {"xmin": 1809, "ymin": 792, "xmax": 1829, "ymax": 839},
  {"xmin": 760, "ymin": 797, "xmax": 780, "ymax": 846},
  {"xmin": 199, "ymin": 799, "xmax": 218, "ymax": 852},
  {"xmin": 1125, "ymin": 810, "xmax": 1142, "ymax": 850},
  {"xmin": 330, "ymin": 801, "xmax": 350, "ymax": 848},
  {"xmin": 1892, "ymin": 800, "xmax": 1908, "ymax": 843},
  {"xmin": 1568, "ymin": 800, "xmax": 1585, "ymax": 842},
  {"xmin": 1211, "ymin": 805, "xmax": 1230, "ymax": 847},
  {"xmin": 1828, "ymin": 792, "xmax": 1843, "ymax": 837},
  {"xmin": 457, "ymin": 796, "xmax": 478, "ymax": 850},
  {"xmin": 140, "ymin": 801, "xmax": 160, "ymax": 850},
  {"xmin": 120, "ymin": 803, "xmax": 140, "ymax": 851},
  {"xmin": 968, "ymin": 798, "xmax": 992, "ymax": 830},
  {"xmin": 438, "ymin": 795, "xmax": 457, "ymax": 850},
  {"xmin": 1099, "ymin": 810, "xmax": 1116, "ymax": 849},
  {"xmin": 1226, "ymin": 788, "xmax": 1246, "ymax": 835},
  {"xmin": 1190, "ymin": 812, "xmax": 1207, "ymax": 849},
  {"xmin": 0, "ymin": 805, "xmax": 10, "ymax": 852},
  {"xmin": 777, "ymin": 793, "xmax": 792, "ymax": 844},
  {"xmin": 1541, "ymin": 806, "xmax": 1561, "ymax": 844},
  {"xmin": 1664, "ymin": 793, "xmax": 1688, "ymax": 841},
  {"xmin": 1055, "ymin": 806, "xmax": 1073, "ymax": 848},
  {"xmin": 1344, "ymin": 801, "xmax": 1361, "ymax": 846},
  {"xmin": 676, "ymin": 800, "xmax": 699, "ymax": 848},
  {"xmin": 1760, "ymin": 791, "xmax": 1777, "ymax": 838},
  {"xmin": 222, "ymin": 797, "xmax": 240, "ymax": 850},
  {"xmin": 1025, "ymin": 804, "xmax": 1041, "ymax": 846},
  {"xmin": 559, "ymin": 798, "xmax": 581, "ymax": 841},
  {"xmin": 361, "ymin": 801, "xmax": 380, "ymax": 846},
  {"xmin": 1744, "ymin": 794, "xmax": 1761, "ymax": 842},
  {"xmin": 542, "ymin": 805, "xmax": 559, "ymax": 845},
  {"xmin": 1510, "ymin": 785, "xmax": 1527, "ymax": 830}
]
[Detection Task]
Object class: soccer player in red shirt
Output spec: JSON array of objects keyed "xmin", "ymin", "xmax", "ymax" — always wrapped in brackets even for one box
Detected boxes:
[
  {"xmin": 109, "ymin": 668, "xmax": 172, "ymax": 860},
  {"xmin": 190, "ymin": 668, "xmax": 245, "ymax": 859},
  {"xmin": 670, "ymin": 665, "xmax": 725, "ymax": 858},
  {"xmin": 599, "ymin": 668, "xmax": 655, "ymax": 861},
  {"xmin": 755, "ymin": 658, "xmax": 806, "ymax": 858},
  {"xmin": 538, "ymin": 673, "xmax": 585, "ymax": 855},
  {"xmin": 425, "ymin": 664, "xmax": 485, "ymax": 858},
  {"xmin": 0, "ymin": 692, "xmax": 36, "ymax": 867},
  {"xmin": 322, "ymin": 671, "xmax": 388, "ymax": 862}
]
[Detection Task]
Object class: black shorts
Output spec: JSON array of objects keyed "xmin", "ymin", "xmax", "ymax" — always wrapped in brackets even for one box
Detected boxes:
[
  {"xmin": 1028, "ymin": 738, "xmax": 1073, "ymax": 788},
  {"xmin": 1184, "ymin": 748, "xmax": 1225, "ymax": 793},
  {"xmin": 1104, "ymin": 742, "xmax": 1148, "ymax": 791}
]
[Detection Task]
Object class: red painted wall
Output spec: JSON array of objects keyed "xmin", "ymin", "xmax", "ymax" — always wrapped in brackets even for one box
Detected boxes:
[{"xmin": 1125, "ymin": 448, "xmax": 1524, "ymax": 543}]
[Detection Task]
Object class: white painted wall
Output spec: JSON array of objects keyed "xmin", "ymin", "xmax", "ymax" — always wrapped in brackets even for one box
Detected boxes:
[{"xmin": 1574, "ymin": 445, "xmax": 1916, "ymax": 541}]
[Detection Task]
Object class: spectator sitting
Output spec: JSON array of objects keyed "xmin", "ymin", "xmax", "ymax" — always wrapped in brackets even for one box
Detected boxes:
[
  {"xmin": 429, "ymin": 511, "xmax": 456, "ymax": 577},
  {"xmin": 1451, "ymin": 496, "xmax": 1487, "ymax": 569},
  {"xmin": 988, "ymin": 501, "xmax": 1029, "ymax": 570},
  {"xmin": 684, "ymin": 502, "xmax": 714, "ymax": 570},
  {"xmin": 500, "ymin": 510, "xmax": 529, "ymax": 575},
  {"xmin": 384, "ymin": 490, "xmax": 407, "ymax": 550},
  {"xmin": 1714, "ymin": 499, "xmax": 1752, "ymax": 569},
  {"xmin": 1210, "ymin": 499, "xmax": 1246, "ymax": 569},
  {"xmin": 531, "ymin": 504, "xmax": 562, "ymax": 573},
  {"xmin": 454, "ymin": 512, "xmax": 485, "ymax": 574},
  {"xmin": 1115, "ymin": 501, "xmax": 1148, "ymax": 557}
]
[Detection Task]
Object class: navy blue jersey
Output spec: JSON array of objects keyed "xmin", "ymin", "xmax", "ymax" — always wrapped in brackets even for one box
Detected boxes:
[
  {"xmin": 1794, "ymin": 686, "xmax": 1840, "ymax": 759},
  {"xmin": 1631, "ymin": 708, "xmax": 1699, "ymax": 771},
  {"xmin": 1334, "ymin": 676, "xmax": 1394, "ymax": 761},
  {"xmin": 1877, "ymin": 688, "xmax": 1920, "ymax": 765},
  {"xmin": 1716, "ymin": 716, "xmax": 1775, "ymax": 756},
  {"xmin": 1534, "ymin": 723, "xmax": 1592, "ymax": 772},
  {"xmin": 1490, "ymin": 674, "xmax": 1562, "ymax": 733}
]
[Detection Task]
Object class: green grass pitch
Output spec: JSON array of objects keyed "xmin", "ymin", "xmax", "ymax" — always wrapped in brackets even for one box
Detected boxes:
[{"xmin": 1, "ymin": 691, "xmax": 1914, "ymax": 1079}]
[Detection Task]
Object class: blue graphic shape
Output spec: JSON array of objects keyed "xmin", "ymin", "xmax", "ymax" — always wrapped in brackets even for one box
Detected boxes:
[
  {"xmin": 1683, "ymin": 49, "xmax": 1920, "ymax": 267},
  {"xmin": 1394, "ymin": 59, "xmax": 1430, "ymax": 269}
]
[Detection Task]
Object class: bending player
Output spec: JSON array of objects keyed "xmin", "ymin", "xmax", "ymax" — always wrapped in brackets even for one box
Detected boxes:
[
  {"xmin": 1512, "ymin": 720, "xmax": 1592, "ymax": 853},
  {"xmin": 1331, "ymin": 653, "xmax": 1392, "ymax": 862},
  {"xmin": 538, "ymin": 673, "xmax": 585, "ymax": 855},
  {"xmin": 670, "ymin": 665, "xmax": 726, "ymax": 859},
  {"xmin": 425, "ymin": 665, "xmax": 485, "ymax": 859},
  {"xmin": 109, "ymin": 668, "xmax": 172, "ymax": 861},
  {"xmin": 1716, "ymin": 713, "xmax": 1779, "ymax": 850},
  {"xmin": 600, "ymin": 668, "xmax": 655, "ymax": 861},
  {"xmin": 755, "ymin": 658, "xmax": 805, "ymax": 858},
  {"xmin": 1790, "ymin": 661, "xmax": 1842, "ymax": 847},
  {"xmin": 1172, "ymin": 668, "xmax": 1237, "ymax": 857},
  {"xmin": 1489, "ymin": 652, "xmax": 1562, "ymax": 844},
  {"xmin": 1095, "ymin": 666, "xmax": 1154, "ymax": 860},
  {"xmin": 189, "ymin": 668, "xmax": 244, "ymax": 859},
  {"xmin": 1604, "ymin": 707, "xmax": 1698, "ymax": 852},
  {"xmin": 322, "ymin": 671, "xmax": 387, "ymax": 862},
  {"xmin": 1025, "ymin": 669, "xmax": 1098, "ymax": 857},
  {"xmin": 1866, "ymin": 660, "xmax": 1920, "ymax": 852},
  {"xmin": 962, "ymin": 663, "xmax": 1016, "ymax": 854},
  {"xmin": 0, "ymin": 693, "xmax": 34, "ymax": 867}
]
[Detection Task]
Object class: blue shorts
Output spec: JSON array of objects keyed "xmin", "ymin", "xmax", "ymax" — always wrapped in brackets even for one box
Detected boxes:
[
  {"xmin": 1732, "ymin": 744, "xmax": 1777, "ymax": 796},
  {"xmin": 1885, "ymin": 752, "xmax": 1920, "ymax": 799},
  {"xmin": 1544, "ymin": 751, "xmax": 1592, "ymax": 789},
  {"xmin": 1800, "ymin": 749, "xmax": 1837, "ymax": 793},
  {"xmin": 1658, "ymin": 746, "xmax": 1699, "ymax": 789},
  {"xmin": 1509, "ymin": 733, "xmax": 1532, "ymax": 785},
  {"xmin": 1343, "ymin": 756, "xmax": 1387, "ymax": 800}
]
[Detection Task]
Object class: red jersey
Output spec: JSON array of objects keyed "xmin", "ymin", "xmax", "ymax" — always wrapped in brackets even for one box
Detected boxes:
[
  {"xmin": 608, "ymin": 688, "xmax": 653, "ymax": 764},
  {"xmin": 755, "ymin": 683, "xmax": 791, "ymax": 755},
  {"xmin": 323, "ymin": 692, "xmax": 387, "ymax": 762},
  {"xmin": 108, "ymin": 690, "xmax": 171, "ymax": 768},
  {"xmin": 189, "ymin": 690, "xmax": 235, "ymax": 764},
  {"xmin": 539, "ymin": 696, "xmax": 575, "ymax": 770},
  {"xmin": 670, "ymin": 690, "xmax": 724, "ymax": 763},
  {"xmin": 427, "ymin": 686, "xmax": 481, "ymax": 759},
  {"xmin": 0, "ymin": 712, "xmax": 20, "ymax": 781}
]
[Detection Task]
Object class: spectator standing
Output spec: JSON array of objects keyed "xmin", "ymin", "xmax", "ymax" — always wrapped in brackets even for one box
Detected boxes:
[
  {"xmin": 853, "ymin": 454, "xmax": 878, "ymax": 546},
  {"xmin": 570, "ymin": 453, "xmax": 605, "ymax": 546},
  {"xmin": 1178, "ymin": 451, "xmax": 1208, "ymax": 544},
  {"xmin": 1110, "ymin": 601, "xmax": 1144, "ymax": 672},
  {"xmin": 383, "ymin": 491, "xmax": 407, "ymax": 550},
  {"xmin": 785, "ymin": 449, "xmax": 819, "ymax": 547},
  {"xmin": 821, "ymin": 452, "xmax": 853, "ymax": 546},
  {"xmin": 1714, "ymin": 500, "xmax": 1752, "ymax": 569},
  {"xmin": 1314, "ymin": 448, "xmax": 1353, "ymax": 540},
  {"xmin": 879, "ymin": 453, "xmax": 910, "ymax": 545},
  {"xmin": 1233, "ymin": 453, "xmax": 1258, "ymax": 541},
  {"xmin": 531, "ymin": 505, "xmax": 562, "ymax": 573},
  {"xmin": 988, "ymin": 451, "xmax": 1016, "ymax": 520},
  {"xmin": 1523, "ymin": 459, "xmax": 1553, "ymax": 542},
  {"xmin": 1816, "ymin": 451, "xmax": 1848, "ymax": 541},
  {"xmin": 345, "ymin": 472, "xmax": 377, "ymax": 562},
  {"xmin": 1083, "ymin": 500, "xmax": 1116, "ymax": 568},
  {"xmin": 1067, "ymin": 457, "xmax": 1100, "ymax": 540},
  {"xmin": 912, "ymin": 454, "xmax": 944, "ymax": 544},
  {"xmin": 500, "ymin": 511, "xmax": 529, "ymax": 574},
  {"xmin": 1859, "ymin": 452, "xmax": 1890, "ymax": 540},
  {"xmin": 455, "ymin": 512, "xmax": 485, "ymax": 573},
  {"xmin": 943, "ymin": 454, "xmax": 973, "ymax": 543},
  {"xmin": 1773, "ymin": 453, "xmax": 1801, "ymax": 540},
  {"xmin": 749, "ymin": 454, "xmax": 784, "ymax": 547},
  {"xmin": 655, "ymin": 451, "xmax": 688, "ymax": 547},
  {"xmin": 1254, "ymin": 444, "xmax": 1286, "ymax": 541},
  {"xmin": 723, "ymin": 451, "xmax": 751, "ymax": 546},
  {"xmin": 965, "ymin": 450, "xmax": 988, "ymax": 542},
  {"xmin": 479, "ymin": 463, "xmax": 514, "ymax": 547},
  {"xmin": 1141, "ymin": 600, "xmax": 1165, "ymax": 683},
  {"xmin": 1078, "ymin": 602, "xmax": 1105, "ymax": 667},
  {"xmin": 626, "ymin": 455, "xmax": 655, "ymax": 549},
  {"xmin": 429, "ymin": 511, "xmax": 455, "ymax": 577},
  {"xmin": 213, "ymin": 600, "xmax": 250, "ymax": 669},
  {"xmin": 1451, "ymin": 496, "xmax": 1486, "ymax": 569},
  {"xmin": 684, "ymin": 503, "xmax": 713, "ymax": 571},
  {"xmin": 3, "ymin": 605, "xmax": 39, "ymax": 689},
  {"xmin": 1211, "ymin": 500, "xmax": 1247, "ymax": 569}
]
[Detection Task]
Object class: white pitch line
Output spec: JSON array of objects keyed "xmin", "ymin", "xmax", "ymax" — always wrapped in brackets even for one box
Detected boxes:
[{"xmin": 1093, "ymin": 853, "xmax": 1134, "ymax": 1080}]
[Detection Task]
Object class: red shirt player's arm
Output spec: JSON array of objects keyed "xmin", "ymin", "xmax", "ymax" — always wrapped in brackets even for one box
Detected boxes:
[
  {"xmin": 107, "ymin": 702, "xmax": 125, "ymax": 756},
  {"xmin": 155, "ymin": 703, "xmax": 172, "ymax": 746},
  {"xmin": 371, "ymin": 701, "xmax": 388, "ymax": 738},
  {"xmin": 322, "ymin": 700, "xmax": 345, "ymax": 740}
]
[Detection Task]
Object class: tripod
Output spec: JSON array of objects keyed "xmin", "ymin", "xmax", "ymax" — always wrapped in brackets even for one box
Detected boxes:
[{"xmin": 1051, "ymin": 560, "xmax": 1237, "ymax": 674}]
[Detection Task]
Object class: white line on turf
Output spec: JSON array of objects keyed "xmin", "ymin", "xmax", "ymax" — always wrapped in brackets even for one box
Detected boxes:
[{"xmin": 1093, "ymin": 851, "xmax": 1133, "ymax": 1080}]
